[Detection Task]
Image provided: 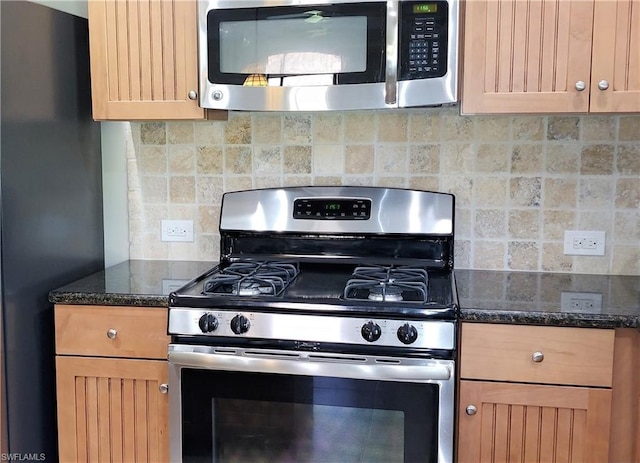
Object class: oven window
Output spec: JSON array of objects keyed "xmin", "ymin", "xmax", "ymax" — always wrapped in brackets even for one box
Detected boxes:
[{"xmin": 181, "ymin": 369, "xmax": 439, "ymax": 463}]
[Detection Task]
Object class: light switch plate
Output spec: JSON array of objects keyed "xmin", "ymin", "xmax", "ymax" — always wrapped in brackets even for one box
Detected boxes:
[
  {"xmin": 161, "ymin": 220, "xmax": 194, "ymax": 242},
  {"xmin": 563, "ymin": 230, "xmax": 605, "ymax": 256}
]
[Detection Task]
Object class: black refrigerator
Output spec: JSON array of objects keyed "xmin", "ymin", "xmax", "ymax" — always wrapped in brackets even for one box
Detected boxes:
[{"xmin": 1, "ymin": 2, "xmax": 105, "ymax": 460}]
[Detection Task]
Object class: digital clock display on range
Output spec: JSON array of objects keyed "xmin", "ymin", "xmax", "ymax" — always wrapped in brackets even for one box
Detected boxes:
[
  {"xmin": 294, "ymin": 198, "xmax": 371, "ymax": 220},
  {"xmin": 413, "ymin": 3, "xmax": 438, "ymax": 13}
]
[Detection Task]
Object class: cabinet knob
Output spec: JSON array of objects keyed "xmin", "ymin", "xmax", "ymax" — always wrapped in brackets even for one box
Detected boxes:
[
  {"xmin": 598, "ymin": 80, "xmax": 609, "ymax": 91},
  {"xmin": 159, "ymin": 383, "xmax": 169, "ymax": 394},
  {"xmin": 532, "ymin": 351, "xmax": 544, "ymax": 362},
  {"xmin": 106, "ymin": 328, "xmax": 117, "ymax": 339},
  {"xmin": 188, "ymin": 90, "xmax": 198, "ymax": 100},
  {"xmin": 465, "ymin": 405, "xmax": 477, "ymax": 416},
  {"xmin": 575, "ymin": 81, "xmax": 586, "ymax": 91}
]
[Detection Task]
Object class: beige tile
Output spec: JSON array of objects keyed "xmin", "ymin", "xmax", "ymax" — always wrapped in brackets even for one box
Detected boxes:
[
  {"xmin": 375, "ymin": 145, "xmax": 407, "ymax": 174},
  {"xmin": 408, "ymin": 176, "xmax": 440, "ymax": 192},
  {"xmin": 440, "ymin": 143, "xmax": 474, "ymax": 173},
  {"xmin": 578, "ymin": 211, "xmax": 614, "ymax": 233},
  {"xmin": 284, "ymin": 175, "xmax": 314, "ymax": 186},
  {"xmin": 476, "ymin": 144, "xmax": 509, "ymax": 172},
  {"xmin": 345, "ymin": 145, "xmax": 374, "ymax": 174},
  {"xmin": 574, "ymin": 255, "xmax": 610, "ymax": 274},
  {"xmin": 454, "ymin": 240, "xmax": 471, "ymax": 268},
  {"xmin": 169, "ymin": 242, "xmax": 199, "ymax": 260},
  {"xmin": 475, "ymin": 209, "xmax": 506, "ymax": 238},
  {"xmin": 313, "ymin": 114, "xmax": 344, "ymax": 144},
  {"xmin": 140, "ymin": 122, "xmax": 166, "ymax": 144},
  {"xmin": 543, "ymin": 178, "xmax": 577, "ymax": 208},
  {"xmin": 545, "ymin": 143, "xmax": 580, "ymax": 174},
  {"xmin": 618, "ymin": 116, "xmax": 640, "ymax": 141},
  {"xmin": 473, "ymin": 241, "xmax": 506, "ymax": 269},
  {"xmin": 139, "ymin": 146, "xmax": 167, "ymax": 175},
  {"xmin": 197, "ymin": 176, "xmax": 223, "ymax": 204},
  {"xmin": 283, "ymin": 115, "xmax": 312, "ymax": 144},
  {"xmin": 615, "ymin": 177, "xmax": 640, "ymax": 209},
  {"xmin": 614, "ymin": 211, "xmax": 640, "ymax": 243},
  {"xmin": 547, "ymin": 116, "xmax": 579, "ymax": 141},
  {"xmin": 253, "ymin": 114, "xmax": 282, "ymax": 144},
  {"xmin": 313, "ymin": 145, "xmax": 344, "ymax": 175},
  {"xmin": 169, "ymin": 176, "xmax": 195, "ymax": 203},
  {"xmin": 224, "ymin": 146, "xmax": 253, "ymax": 174},
  {"xmin": 409, "ymin": 144, "xmax": 440, "ymax": 174},
  {"xmin": 617, "ymin": 145, "xmax": 640, "ymax": 175},
  {"xmin": 343, "ymin": 176, "xmax": 374, "ymax": 186},
  {"xmin": 194, "ymin": 121, "xmax": 224, "ymax": 145},
  {"xmin": 344, "ymin": 112, "xmax": 376, "ymax": 143},
  {"xmin": 377, "ymin": 112, "xmax": 408, "ymax": 142},
  {"xmin": 475, "ymin": 177, "xmax": 508, "ymax": 208},
  {"xmin": 128, "ymin": 190, "xmax": 143, "ymax": 218},
  {"xmin": 143, "ymin": 204, "xmax": 168, "ymax": 233},
  {"xmin": 580, "ymin": 145, "xmax": 614, "ymax": 174},
  {"xmin": 409, "ymin": 112, "xmax": 441, "ymax": 142},
  {"xmin": 198, "ymin": 204, "xmax": 221, "ymax": 232},
  {"xmin": 224, "ymin": 115, "xmax": 251, "ymax": 145},
  {"xmin": 167, "ymin": 122, "xmax": 194, "ymax": 144},
  {"xmin": 255, "ymin": 176, "xmax": 282, "ymax": 189},
  {"xmin": 508, "ymin": 241, "xmax": 539, "ymax": 270},
  {"xmin": 510, "ymin": 177, "xmax": 541, "ymax": 207},
  {"xmin": 142, "ymin": 233, "xmax": 169, "ymax": 259},
  {"xmin": 511, "ymin": 144, "xmax": 544, "ymax": 173},
  {"xmin": 441, "ymin": 176, "xmax": 473, "ymax": 207},
  {"xmin": 224, "ymin": 176, "xmax": 253, "ymax": 192},
  {"xmin": 374, "ymin": 177, "xmax": 406, "ymax": 188},
  {"xmin": 542, "ymin": 210, "xmax": 576, "ymax": 240},
  {"xmin": 441, "ymin": 113, "xmax": 473, "ymax": 141},
  {"xmin": 284, "ymin": 146, "xmax": 312, "ymax": 174},
  {"xmin": 611, "ymin": 245, "xmax": 640, "ymax": 275},
  {"xmin": 541, "ymin": 243, "xmax": 573, "ymax": 272},
  {"xmin": 167, "ymin": 204, "xmax": 196, "ymax": 221},
  {"xmin": 509, "ymin": 210, "xmax": 540, "ymax": 239},
  {"xmin": 474, "ymin": 116, "xmax": 511, "ymax": 142},
  {"xmin": 512, "ymin": 116, "xmax": 544, "ymax": 141},
  {"xmin": 198, "ymin": 234, "xmax": 219, "ymax": 260},
  {"xmin": 141, "ymin": 176, "xmax": 168, "ymax": 203},
  {"xmin": 168, "ymin": 145, "xmax": 195, "ymax": 175},
  {"xmin": 127, "ymin": 159, "xmax": 141, "ymax": 189},
  {"xmin": 454, "ymin": 208, "xmax": 473, "ymax": 238},
  {"xmin": 313, "ymin": 176, "xmax": 343, "ymax": 186},
  {"xmin": 582, "ymin": 116, "xmax": 615, "ymax": 142},
  {"xmin": 255, "ymin": 146, "xmax": 282, "ymax": 175},
  {"xmin": 578, "ymin": 178, "xmax": 614, "ymax": 209},
  {"xmin": 197, "ymin": 146, "xmax": 223, "ymax": 174}
]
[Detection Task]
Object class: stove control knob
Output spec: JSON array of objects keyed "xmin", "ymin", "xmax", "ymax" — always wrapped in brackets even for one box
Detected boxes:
[
  {"xmin": 397, "ymin": 323, "xmax": 418, "ymax": 345},
  {"xmin": 361, "ymin": 321, "xmax": 382, "ymax": 342},
  {"xmin": 230, "ymin": 314, "xmax": 250, "ymax": 335},
  {"xmin": 198, "ymin": 313, "xmax": 219, "ymax": 333}
]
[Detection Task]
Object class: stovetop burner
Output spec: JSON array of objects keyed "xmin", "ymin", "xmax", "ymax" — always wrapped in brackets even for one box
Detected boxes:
[
  {"xmin": 202, "ymin": 261, "xmax": 299, "ymax": 297},
  {"xmin": 344, "ymin": 265, "xmax": 429, "ymax": 303}
]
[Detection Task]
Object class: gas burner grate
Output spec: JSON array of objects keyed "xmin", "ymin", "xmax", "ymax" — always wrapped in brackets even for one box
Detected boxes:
[
  {"xmin": 343, "ymin": 265, "xmax": 428, "ymax": 303},
  {"xmin": 203, "ymin": 261, "xmax": 299, "ymax": 297}
]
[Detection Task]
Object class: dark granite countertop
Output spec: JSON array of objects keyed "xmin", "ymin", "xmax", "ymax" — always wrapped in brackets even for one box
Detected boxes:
[
  {"xmin": 456, "ymin": 269, "xmax": 640, "ymax": 329},
  {"xmin": 49, "ymin": 261, "xmax": 640, "ymax": 328},
  {"xmin": 49, "ymin": 260, "xmax": 215, "ymax": 307}
]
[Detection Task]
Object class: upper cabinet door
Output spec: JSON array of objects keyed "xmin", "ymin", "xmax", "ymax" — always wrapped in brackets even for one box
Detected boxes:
[
  {"xmin": 462, "ymin": 0, "xmax": 595, "ymax": 114},
  {"xmin": 88, "ymin": 0, "xmax": 204, "ymax": 120},
  {"xmin": 590, "ymin": 0, "xmax": 640, "ymax": 112}
]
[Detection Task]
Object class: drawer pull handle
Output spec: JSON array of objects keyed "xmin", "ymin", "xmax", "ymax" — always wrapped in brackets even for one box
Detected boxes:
[
  {"xmin": 532, "ymin": 351, "xmax": 544, "ymax": 362},
  {"xmin": 159, "ymin": 384, "xmax": 169, "ymax": 394},
  {"xmin": 465, "ymin": 405, "xmax": 477, "ymax": 416},
  {"xmin": 107, "ymin": 328, "xmax": 118, "ymax": 339}
]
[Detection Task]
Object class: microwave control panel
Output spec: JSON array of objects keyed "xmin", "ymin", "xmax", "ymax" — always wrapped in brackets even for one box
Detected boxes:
[{"xmin": 399, "ymin": 1, "xmax": 449, "ymax": 80}]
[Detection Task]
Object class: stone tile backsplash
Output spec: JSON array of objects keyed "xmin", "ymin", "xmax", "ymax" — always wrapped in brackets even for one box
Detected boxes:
[{"xmin": 127, "ymin": 108, "xmax": 640, "ymax": 275}]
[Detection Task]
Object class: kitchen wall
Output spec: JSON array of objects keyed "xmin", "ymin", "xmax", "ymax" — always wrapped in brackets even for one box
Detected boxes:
[{"xmin": 126, "ymin": 108, "xmax": 639, "ymax": 275}]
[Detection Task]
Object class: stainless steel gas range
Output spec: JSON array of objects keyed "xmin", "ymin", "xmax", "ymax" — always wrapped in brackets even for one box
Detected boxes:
[{"xmin": 168, "ymin": 186, "xmax": 458, "ymax": 463}]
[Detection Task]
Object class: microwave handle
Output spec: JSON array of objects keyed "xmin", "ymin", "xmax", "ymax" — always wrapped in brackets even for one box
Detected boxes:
[{"xmin": 385, "ymin": 0, "xmax": 399, "ymax": 105}]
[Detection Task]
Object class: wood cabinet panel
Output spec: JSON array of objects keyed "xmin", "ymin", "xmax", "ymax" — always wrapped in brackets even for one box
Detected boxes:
[
  {"xmin": 55, "ymin": 305, "xmax": 169, "ymax": 359},
  {"xmin": 460, "ymin": 323, "xmax": 615, "ymax": 387},
  {"xmin": 88, "ymin": 0, "xmax": 204, "ymax": 120},
  {"xmin": 56, "ymin": 356, "xmax": 169, "ymax": 463},
  {"xmin": 458, "ymin": 380, "xmax": 612, "ymax": 463},
  {"xmin": 590, "ymin": 0, "xmax": 640, "ymax": 112}
]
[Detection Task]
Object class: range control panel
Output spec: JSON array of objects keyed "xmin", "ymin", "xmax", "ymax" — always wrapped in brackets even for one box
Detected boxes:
[
  {"xmin": 293, "ymin": 198, "xmax": 372, "ymax": 220},
  {"xmin": 399, "ymin": 1, "xmax": 449, "ymax": 80}
]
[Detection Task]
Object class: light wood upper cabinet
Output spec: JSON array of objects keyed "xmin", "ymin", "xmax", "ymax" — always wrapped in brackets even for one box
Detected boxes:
[
  {"xmin": 87, "ymin": 0, "xmax": 205, "ymax": 120},
  {"xmin": 461, "ymin": 0, "xmax": 640, "ymax": 114}
]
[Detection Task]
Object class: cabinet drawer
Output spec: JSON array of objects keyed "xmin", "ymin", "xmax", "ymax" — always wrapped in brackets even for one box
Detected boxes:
[
  {"xmin": 55, "ymin": 305, "xmax": 169, "ymax": 359},
  {"xmin": 460, "ymin": 323, "xmax": 615, "ymax": 387}
]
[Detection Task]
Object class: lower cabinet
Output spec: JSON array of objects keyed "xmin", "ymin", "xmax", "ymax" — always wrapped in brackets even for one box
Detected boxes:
[
  {"xmin": 457, "ymin": 322, "xmax": 615, "ymax": 463},
  {"xmin": 54, "ymin": 305, "xmax": 170, "ymax": 463},
  {"xmin": 56, "ymin": 357, "xmax": 169, "ymax": 463}
]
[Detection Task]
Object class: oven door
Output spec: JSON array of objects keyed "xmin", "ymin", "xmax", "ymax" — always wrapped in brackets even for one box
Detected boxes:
[{"xmin": 169, "ymin": 344, "xmax": 455, "ymax": 463}]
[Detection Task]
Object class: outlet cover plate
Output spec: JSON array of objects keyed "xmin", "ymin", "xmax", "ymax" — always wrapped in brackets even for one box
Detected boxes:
[
  {"xmin": 560, "ymin": 291, "xmax": 603, "ymax": 313},
  {"xmin": 161, "ymin": 220, "xmax": 194, "ymax": 242},
  {"xmin": 563, "ymin": 230, "xmax": 606, "ymax": 256}
]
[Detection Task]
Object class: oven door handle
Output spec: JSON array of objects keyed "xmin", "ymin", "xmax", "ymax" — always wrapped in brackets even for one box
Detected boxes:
[{"xmin": 168, "ymin": 349, "xmax": 452, "ymax": 383}]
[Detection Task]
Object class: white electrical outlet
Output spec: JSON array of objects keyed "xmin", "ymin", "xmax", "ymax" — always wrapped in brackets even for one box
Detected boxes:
[
  {"xmin": 560, "ymin": 291, "xmax": 603, "ymax": 313},
  {"xmin": 563, "ymin": 230, "xmax": 606, "ymax": 256},
  {"xmin": 161, "ymin": 220, "xmax": 194, "ymax": 242}
]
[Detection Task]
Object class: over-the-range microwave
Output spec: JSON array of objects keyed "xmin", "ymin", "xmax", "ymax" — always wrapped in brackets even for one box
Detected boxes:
[{"xmin": 198, "ymin": 0, "xmax": 459, "ymax": 111}]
